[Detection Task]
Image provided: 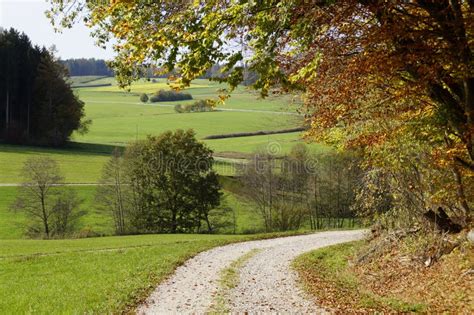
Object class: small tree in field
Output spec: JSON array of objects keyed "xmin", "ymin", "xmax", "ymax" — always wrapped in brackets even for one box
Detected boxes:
[
  {"xmin": 96, "ymin": 148, "xmax": 132, "ymax": 235},
  {"xmin": 11, "ymin": 157, "xmax": 84, "ymax": 238},
  {"xmin": 51, "ymin": 189, "xmax": 85, "ymax": 237}
]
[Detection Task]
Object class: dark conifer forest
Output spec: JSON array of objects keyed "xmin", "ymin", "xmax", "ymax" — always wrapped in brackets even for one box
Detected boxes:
[{"xmin": 0, "ymin": 28, "xmax": 86, "ymax": 146}]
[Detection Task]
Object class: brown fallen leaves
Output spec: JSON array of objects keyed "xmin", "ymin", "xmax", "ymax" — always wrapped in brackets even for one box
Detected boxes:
[{"xmin": 295, "ymin": 234, "xmax": 473, "ymax": 314}]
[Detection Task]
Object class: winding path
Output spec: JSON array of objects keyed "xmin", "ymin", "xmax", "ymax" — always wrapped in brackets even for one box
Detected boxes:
[{"xmin": 137, "ymin": 230, "xmax": 366, "ymax": 314}]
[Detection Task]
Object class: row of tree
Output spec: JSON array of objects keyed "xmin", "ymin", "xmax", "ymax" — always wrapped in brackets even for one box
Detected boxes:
[
  {"xmin": 148, "ymin": 90, "xmax": 193, "ymax": 102},
  {"xmin": 239, "ymin": 145, "xmax": 361, "ymax": 232},
  {"xmin": 0, "ymin": 28, "xmax": 88, "ymax": 146}
]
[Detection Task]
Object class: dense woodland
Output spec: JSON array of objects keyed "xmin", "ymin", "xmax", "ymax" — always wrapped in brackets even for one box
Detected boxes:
[
  {"xmin": 61, "ymin": 58, "xmax": 113, "ymax": 76},
  {"xmin": 0, "ymin": 29, "xmax": 87, "ymax": 146}
]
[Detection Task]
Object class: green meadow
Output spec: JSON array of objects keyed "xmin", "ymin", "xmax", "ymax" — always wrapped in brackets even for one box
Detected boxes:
[
  {"xmin": 0, "ymin": 77, "xmax": 324, "ymax": 237},
  {"xmin": 0, "ymin": 78, "xmax": 314, "ymax": 184}
]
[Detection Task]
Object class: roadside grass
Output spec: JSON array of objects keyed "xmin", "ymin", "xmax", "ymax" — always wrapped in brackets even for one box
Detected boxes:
[
  {"xmin": 209, "ymin": 248, "xmax": 263, "ymax": 313},
  {"xmin": 293, "ymin": 241, "xmax": 426, "ymax": 313},
  {"xmin": 0, "ymin": 232, "xmax": 305, "ymax": 314}
]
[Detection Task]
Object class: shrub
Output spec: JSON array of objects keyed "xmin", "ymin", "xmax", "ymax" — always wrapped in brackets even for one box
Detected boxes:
[
  {"xmin": 176, "ymin": 100, "xmax": 214, "ymax": 113},
  {"xmin": 149, "ymin": 89, "xmax": 193, "ymax": 102},
  {"xmin": 140, "ymin": 93, "xmax": 149, "ymax": 103},
  {"xmin": 174, "ymin": 104, "xmax": 185, "ymax": 113}
]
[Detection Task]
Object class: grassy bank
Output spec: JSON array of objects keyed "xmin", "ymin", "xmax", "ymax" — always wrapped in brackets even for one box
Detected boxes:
[{"xmin": 293, "ymin": 242, "xmax": 426, "ymax": 313}]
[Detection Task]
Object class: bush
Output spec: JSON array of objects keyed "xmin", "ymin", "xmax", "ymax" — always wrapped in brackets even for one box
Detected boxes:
[
  {"xmin": 149, "ymin": 89, "xmax": 193, "ymax": 102},
  {"xmin": 175, "ymin": 100, "xmax": 215, "ymax": 113},
  {"xmin": 174, "ymin": 104, "xmax": 185, "ymax": 113},
  {"xmin": 140, "ymin": 93, "xmax": 149, "ymax": 103}
]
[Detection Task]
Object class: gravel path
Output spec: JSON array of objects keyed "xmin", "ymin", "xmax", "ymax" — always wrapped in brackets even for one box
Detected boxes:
[{"xmin": 137, "ymin": 230, "xmax": 366, "ymax": 314}]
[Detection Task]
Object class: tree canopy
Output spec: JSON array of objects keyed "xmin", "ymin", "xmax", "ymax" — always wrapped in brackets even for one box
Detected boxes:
[
  {"xmin": 48, "ymin": 1, "xmax": 473, "ymax": 164},
  {"xmin": 125, "ymin": 129, "xmax": 221, "ymax": 233}
]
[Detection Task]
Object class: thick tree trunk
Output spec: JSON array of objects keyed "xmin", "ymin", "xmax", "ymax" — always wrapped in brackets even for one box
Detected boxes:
[{"xmin": 424, "ymin": 207, "xmax": 462, "ymax": 233}]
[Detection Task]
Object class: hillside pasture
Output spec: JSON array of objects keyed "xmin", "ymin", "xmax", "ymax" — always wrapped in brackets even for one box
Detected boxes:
[
  {"xmin": 69, "ymin": 75, "xmax": 109, "ymax": 87},
  {"xmin": 0, "ymin": 144, "xmax": 109, "ymax": 184}
]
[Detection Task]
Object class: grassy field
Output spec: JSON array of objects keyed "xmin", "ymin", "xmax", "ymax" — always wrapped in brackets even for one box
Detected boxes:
[
  {"xmin": 68, "ymin": 76, "xmax": 107, "ymax": 87},
  {"xmin": 73, "ymin": 87, "xmax": 301, "ymax": 145},
  {"xmin": 0, "ymin": 144, "xmax": 110, "ymax": 184},
  {"xmin": 0, "ymin": 77, "xmax": 342, "ymax": 313},
  {"xmin": 0, "ymin": 232, "xmax": 298, "ymax": 314},
  {"xmin": 0, "ymin": 77, "xmax": 320, "ymax": 184},
  {"xmin": 0, "ymin": 131, "xmax": 325, "ymax": 183}
]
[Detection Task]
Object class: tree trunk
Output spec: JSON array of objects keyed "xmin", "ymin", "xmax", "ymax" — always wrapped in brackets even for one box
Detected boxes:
[
  {"xmin": 205, "ymin": 214, "xmax": 213, "ymax": 233},
  {"xmin": 40, "ymin": 194, "xmax": 49, "ymax": 238}
]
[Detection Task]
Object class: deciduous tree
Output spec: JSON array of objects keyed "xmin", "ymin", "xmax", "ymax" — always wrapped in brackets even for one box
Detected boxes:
[{"xmin": 11, "ymin": 157, "xmax": 84, "ymax": 238}]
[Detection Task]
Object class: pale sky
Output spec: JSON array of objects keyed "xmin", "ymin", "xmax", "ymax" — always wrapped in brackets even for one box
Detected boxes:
[{"xmin": 0, "ymin": 0, "xmax": 115, "ymax": 60}]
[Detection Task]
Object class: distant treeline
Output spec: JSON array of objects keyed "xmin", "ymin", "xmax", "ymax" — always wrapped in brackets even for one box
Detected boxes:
[
  {"xmin": 61, "ymin": 58, "xmax": 258, "ymax": 85},
  {"xmin": 61, "ymin": 58, "xmax": 114, "ymax": 76}
]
